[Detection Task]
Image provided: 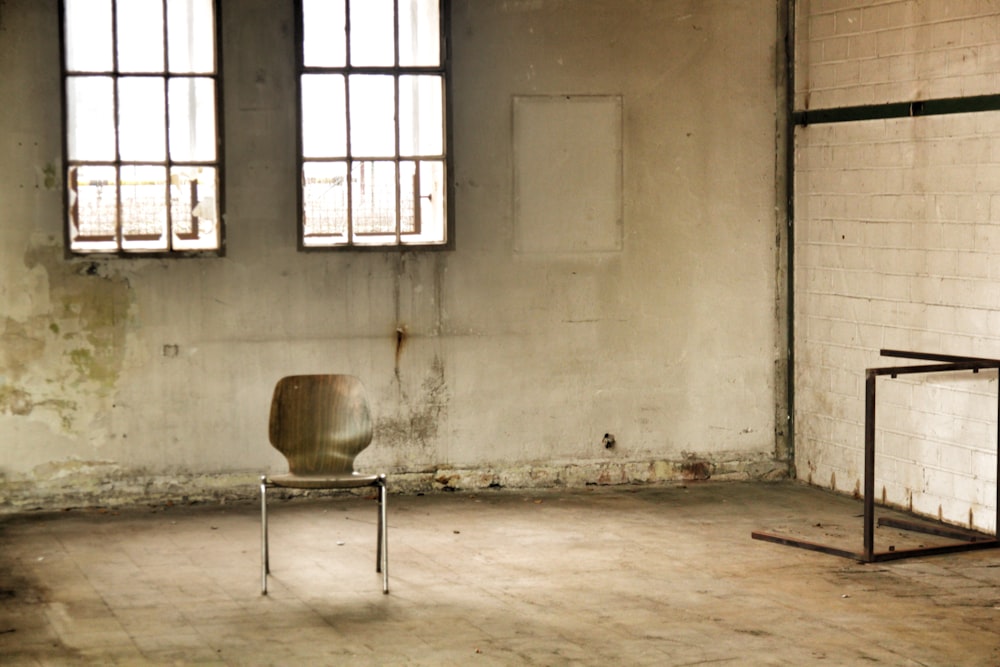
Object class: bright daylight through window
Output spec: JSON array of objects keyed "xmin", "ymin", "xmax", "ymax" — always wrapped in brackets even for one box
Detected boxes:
[
  {"xmin": 61, "ymin": 0, "xmax": 221, "ymax": 254},
  {"xmin": 299, "ymin": 0, "xmax": 448, "ymax": 248}
]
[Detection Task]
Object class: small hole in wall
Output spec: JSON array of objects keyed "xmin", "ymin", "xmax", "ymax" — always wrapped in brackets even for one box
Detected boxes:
[
  {"xmin": 602, "ymin": 433, "xmax": 616, "ymax": 449},
  {"xmin": 162, "ymin": 344, "xmax": 179, "ymax": 358}
]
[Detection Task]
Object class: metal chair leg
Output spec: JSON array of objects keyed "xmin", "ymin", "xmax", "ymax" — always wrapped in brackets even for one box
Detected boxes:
[
  {"xmin": 260, "ymin": 476, "xmax": 269, "ymax": 595},
  {"xmin": 261, "ymin": 474, "xmax": 386, "ymax": 596},
  {"xmin": 378, "ymin": 474, "xmax": 388, "ymax": 594}
]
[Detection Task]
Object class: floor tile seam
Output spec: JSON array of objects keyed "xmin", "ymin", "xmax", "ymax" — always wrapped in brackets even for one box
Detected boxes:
[
  {"xmin": 36, "ymin": 560, "xmax": 107, "ymax": 609},
  {"xmin": 117, "ymin": 627, "xmax": 205, "ymax": 654},
  {"xmin": 41, "ymin": 607, "xmax": 130, "ymax": 639},
  {"xmin": 761, "ymin": 595, "xmax": 996, "ymax": 649},
  {"xmin": 112, "ymin": 620, "xmax": 196, "ymax": 639},
  {"xmin": 835, "ymin": 567, "xmax": 1000, "ymax": 599},
  {"xmin": 257, "ymin": 595, "xmax": 359, "ymax": 638},
  {"xmin": 130, "ymin": 633, "xmax": 218, "ymax": 660}
]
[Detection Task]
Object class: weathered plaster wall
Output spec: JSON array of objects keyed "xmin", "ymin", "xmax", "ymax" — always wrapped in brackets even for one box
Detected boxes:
[{"xmin": 0, "ymin": 0, "xmax": 783, "ymax": 509}]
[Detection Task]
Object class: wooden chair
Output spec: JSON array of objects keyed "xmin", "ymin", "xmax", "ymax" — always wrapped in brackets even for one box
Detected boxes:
[{"xmin": 260, "ymin": 375, "xmax": 388, "ymax": 594}]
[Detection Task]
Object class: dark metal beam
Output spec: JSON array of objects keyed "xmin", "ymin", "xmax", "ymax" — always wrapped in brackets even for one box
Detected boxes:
[{"xmin": 794, "ymin": 93, "xmax": 1000, "ymax": 126}]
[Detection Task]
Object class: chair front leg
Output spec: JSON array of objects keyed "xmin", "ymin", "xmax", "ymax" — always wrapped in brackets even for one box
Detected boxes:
[
  {"xmin": 260, "ymin": 476, "xmax": 269, "ymax": 595},
  {"xmin": 377, "ymin": 474, "xmax": 388, "ymax": 594}
]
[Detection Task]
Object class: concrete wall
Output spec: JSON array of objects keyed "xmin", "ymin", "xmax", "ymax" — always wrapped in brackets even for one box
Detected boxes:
[
  {"xmin": 795, "ymin": 0, "xmax": 1000, "ymax": 531},
  {"xmin": 0, "ymin": 0, "xmax": 783, "ymax": 509}
]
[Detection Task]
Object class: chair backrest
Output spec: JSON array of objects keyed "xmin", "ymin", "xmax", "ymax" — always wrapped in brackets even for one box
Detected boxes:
[{"xmin": 269, "ymin": 374, "xmax": 374, "ymax": 475}]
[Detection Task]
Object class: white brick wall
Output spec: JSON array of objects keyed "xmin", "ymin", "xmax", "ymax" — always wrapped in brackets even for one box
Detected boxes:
[
  {"xmin": 797, "ymin": 0, "xmax": 1000, "ymax": 109},
  {"xmin": 795, "ymin": 0, "xmax": 1000, "ymax": 533}
]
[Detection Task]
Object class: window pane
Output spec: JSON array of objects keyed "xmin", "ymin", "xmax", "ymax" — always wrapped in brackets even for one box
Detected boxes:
[
  {"xmin": 303, "ymin": 161, "xmax": 349, "ymax": 245},
  {"xmin": 349, "ymin": 0, "xmax": 394, "ymax": 66},
  {"xmin": 167, "ymin": 0, "xmax": 216, "ymax": 73},
  {"xmin": 400, "ymin": 161, "xmax": 417, "ymax": 234},
  {"xmin": 64, "ymin": 0, "xmax": 113, "ymax": 72},
  {"xmin": 399, "ymin": 75, "xmax": 443, "ymax": 157},
  {"xmin": 414, "ymin": 159, "xmax": 446, "ymax": 244},
  {"xmin": 351, "ymin": 161, "xmax": 396, "ymax": 239},
  {"xmin": 67, "ymin": 76, "xmax": 116, "ymax": 161},
  {"xmin": 301, "ymin": 74, "xmax": 346, "ymax": 158},
  {"xmin": 349, "ymin": 75, "xmax": 395, "ymax": 157},
  {"xmin": 120, "ymin": 165, "xmax": 168, "ymax": 251},
  {"xmin": 117, "ymin": 0, "xmax": 165, "ymax": 73},
  {"xmin": 302, "ymin": 0, "xmax": 345, "ymax": 67},
  {"xmin": 68, "ymin": 165, "xmax": 118, "ymax": 245},
  {"xmin": 399, "ymin": 160, "xmax": 446, "ymax": 244},
  {"xmin": 118, "ymin": 77, "xmax": 167, "ymax": 161},
  {"xmin": 170, "ymin": 166, "xmax": 219, "ymax": 249},
  {"xmin": 169, "ymin": 77, "xmax": 216, "ymax": 161},
  {"xmin": 399, "ymin": 0, "xmax": 440, "ymax": 66}
]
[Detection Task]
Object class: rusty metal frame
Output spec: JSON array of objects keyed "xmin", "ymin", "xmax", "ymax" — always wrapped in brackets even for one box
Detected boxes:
[{"xmin": 753, "ymin": 349, "xmax": 1000, "ymax": 562}]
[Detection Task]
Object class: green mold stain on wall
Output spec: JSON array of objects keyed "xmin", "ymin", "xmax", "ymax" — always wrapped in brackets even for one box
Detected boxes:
[
  {"xmin": 41, "ymin": 163, "xmax": 59, "ymax": 190},
  {"xmin": 1, "ymin": 243, "xmax": 135, "ymax": 431},
  {"xmin": 0, "ymin": 384, "xmax": 34, "ymax": 416}
]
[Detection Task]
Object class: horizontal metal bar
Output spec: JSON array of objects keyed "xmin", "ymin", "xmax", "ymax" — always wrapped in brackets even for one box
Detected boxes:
[
  {"xmin": 794, "ymin": 102, "xmax": 911, "ymax": 125},
  {"xmin": 794, "ymin": 93, "xmax": 1000, "ymax": 126},
  {"xmin": 753, "ymin": 530, "xmax": 1000, "ymax": 563},
  {"xmin": 871, "ymin": 540, "xmax": 1000, "ymax": 562},
  {"xmin": 880, "ymin": 349, "xmax": 1000, "ymax": 365},
  {"xmin": 877, "ymin": 517, "xmax": 995, "ymax": 542},
  {"xmin": 301, "ymin": 66, "xmax": 446, "ymax": 75},
  {"xmin": 751, "ymin": 531, "xmax": 866, "ymax": 561},
  {"xmin": 869, "ymin": 360, "xmax": 1000, "ymax": 377}
]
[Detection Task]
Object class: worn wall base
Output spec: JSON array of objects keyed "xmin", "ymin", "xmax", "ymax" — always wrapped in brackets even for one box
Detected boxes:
[{"xmin": 0, "ymin": 452, "xmax": 789, "ymax": 512}]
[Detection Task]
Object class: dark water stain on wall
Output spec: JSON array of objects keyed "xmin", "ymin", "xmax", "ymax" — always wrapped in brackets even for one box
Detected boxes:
[{"xmin": 376, "ymin": 355, "xmax": 448, "ymax": 458}]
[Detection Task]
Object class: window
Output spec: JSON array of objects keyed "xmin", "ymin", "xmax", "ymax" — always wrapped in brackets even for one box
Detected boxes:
[
  {"xmin": 60, "ymin": 0, "xmax": 222, "ymax": 255},
  {"xmin": 297, "ymin": 0, "xmax": 450, "ymax": 248}
]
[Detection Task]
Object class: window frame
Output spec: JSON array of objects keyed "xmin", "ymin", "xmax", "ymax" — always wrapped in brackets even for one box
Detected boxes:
[
  {"xmin": 58, "ymin": 0, "xmax": 226, "ymax": 258},
  {"xmin": 294, "ymin": 0, "xmax": 454, "ymax": 252}
]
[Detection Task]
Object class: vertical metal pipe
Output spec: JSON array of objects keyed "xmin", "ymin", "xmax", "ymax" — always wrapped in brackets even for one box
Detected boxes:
[
  {"xmin": 784, "ymin": 0, "xmax": 796, "ymax": 470},
  {"xmin": 863, "ymin": 371, "xmax": 877, "ymax": 560}
]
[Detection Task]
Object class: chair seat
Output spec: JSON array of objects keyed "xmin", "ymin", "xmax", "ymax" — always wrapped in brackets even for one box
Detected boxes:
[{"xmin": 267, "ymin": 472, "xmax": 382, "ymax": 489}]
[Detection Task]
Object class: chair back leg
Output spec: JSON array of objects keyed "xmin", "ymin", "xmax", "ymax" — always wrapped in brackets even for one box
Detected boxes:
[{"xmin": 260, "ymin": 476, "xmax": 269, "ymax": 595}]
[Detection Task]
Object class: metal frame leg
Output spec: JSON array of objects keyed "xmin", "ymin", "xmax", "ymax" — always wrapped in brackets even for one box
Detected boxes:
[
  {"xmin": 260, "ymin": 476, "xmax": 269, "ymax": 595},
  {"xmin": 863, "ymin": 372, "xmax": 876, "ymax": 561},
  {"xmin": 377, "ymin": 474, "xmax": 389, "ymax": 594},
  {"xmin": 753, "ymin": 351, "xmax": 1000, "ymax": 563}
]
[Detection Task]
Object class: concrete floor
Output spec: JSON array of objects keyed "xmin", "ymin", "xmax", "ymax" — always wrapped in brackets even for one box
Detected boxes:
[{"xmin": 1, "ymin": 481, "xmax": 999, "ymax": 666}]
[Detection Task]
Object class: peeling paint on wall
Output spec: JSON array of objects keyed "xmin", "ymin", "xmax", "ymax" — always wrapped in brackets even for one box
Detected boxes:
[
  {"xmin": 0, "ymin": 454, "xmax": 787, "ymax": 512},
  {"xmin": 426, "ymin": 450, "xmax": 786, "ymax": 493},
  {"xmin": 1, "ymin": 467, "xmax": 263, "ymax": 511},
  {"xmin": 0, "ymin": 243, "xmax": 133, "ymax": 434},
  {"xmin": 0, "ymin": 384, "xmax": 33, "ymax": 415}
]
